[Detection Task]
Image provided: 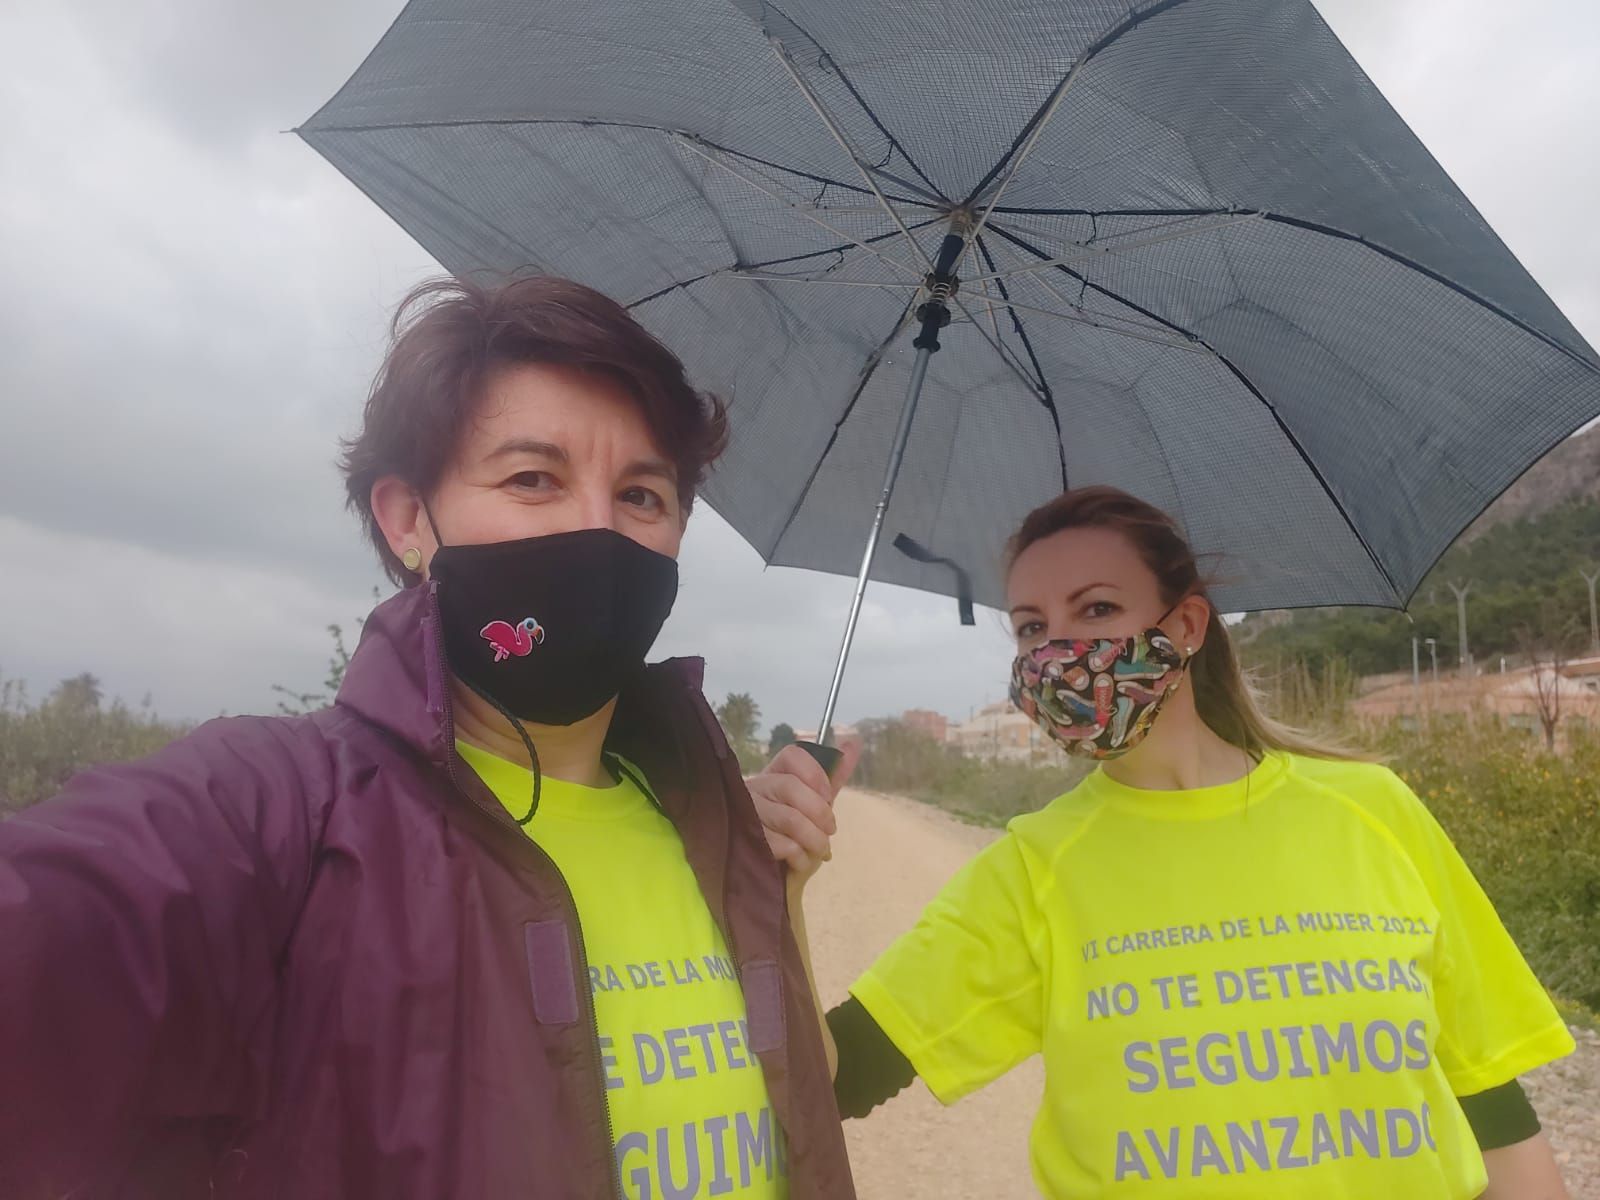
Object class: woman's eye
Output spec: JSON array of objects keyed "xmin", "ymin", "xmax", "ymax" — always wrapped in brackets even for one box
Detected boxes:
[
  {"xmin": 508, "ymin": 471, "xmax": 557, "ymax": 492},
  {"xmin": 1086, "ymin": 601, "xmax": 1119, "ymax": 619},
  {"xmin": 621, "ymin": 486, "xmax": 665, "ymax": 513},
  {"xmin": 1015, "ymin": 620, "xmax": 1044, "ymax": 640}
]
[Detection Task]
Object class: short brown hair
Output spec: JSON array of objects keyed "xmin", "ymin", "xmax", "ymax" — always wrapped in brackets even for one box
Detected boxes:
[{"xmin": 341, "ymin": 275, "xmax": 729, "ymax": 582}]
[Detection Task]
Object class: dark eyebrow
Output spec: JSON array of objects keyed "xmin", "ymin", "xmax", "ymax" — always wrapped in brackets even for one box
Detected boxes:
[
  {"xmin": 486, "ymin": 438, "xmax": 568, "ymax": 464},
  {"xmin": 624, "ymin": 458, "xmax": 678, "ymax": 484},
  {"xmin": 1007, "ymin": 582, "xmax": 1119, "ymax": 618},
  {"xmin": 484, "ymin": 440, "xmax": 675, "ymax": 485}
]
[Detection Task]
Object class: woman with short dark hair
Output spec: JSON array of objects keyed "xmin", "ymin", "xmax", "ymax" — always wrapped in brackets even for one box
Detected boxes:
[{"xmin": 0, "ymin": 276, "xmax": 856, "ymax": 1200}]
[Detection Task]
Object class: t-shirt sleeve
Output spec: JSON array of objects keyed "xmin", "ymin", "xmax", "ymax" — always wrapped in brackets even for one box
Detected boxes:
[
  {"xmin": 1375, "ymin": 770, "xmax": 1575, "ymax": 1096},
  {"xmin": 848, "ymin": 833, "xmax": 1045, "ymax": 1105}
]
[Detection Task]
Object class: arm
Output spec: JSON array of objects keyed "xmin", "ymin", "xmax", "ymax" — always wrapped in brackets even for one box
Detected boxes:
[
  {"xmin": 746, "ymin": 741, "xmax": 860, "ymax": 1080},
  {"xmin": 1459, "ymin": 1079, "xmax": 1569, "ymax": 1200},
  {"xmin": 1480, "ymin": 1133, "xmax": 1570, "ymax": 1200},
  {"xmin": 827, "ymin": 996, "xmax": 917, "ymax": 1117},
  {"xmin": 0, "ymin": 717, "xmax": 328, "ymax": 1195}
]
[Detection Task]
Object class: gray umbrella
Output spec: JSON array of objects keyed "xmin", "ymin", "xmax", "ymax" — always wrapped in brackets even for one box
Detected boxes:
[{"xmin": 302, "ymin": 0, "xmax": 1600, "ymax": 748}]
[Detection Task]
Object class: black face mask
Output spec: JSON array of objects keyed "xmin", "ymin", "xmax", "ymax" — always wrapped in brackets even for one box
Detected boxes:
[{"xmin": 428, "ymin": 525, "xmax": 679, "ymax": 728}]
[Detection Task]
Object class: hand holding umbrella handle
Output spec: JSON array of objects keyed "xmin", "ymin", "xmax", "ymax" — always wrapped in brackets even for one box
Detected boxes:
[{"xmin": 794, "ymin": 740, "xmax": 844, "ymax": 781}]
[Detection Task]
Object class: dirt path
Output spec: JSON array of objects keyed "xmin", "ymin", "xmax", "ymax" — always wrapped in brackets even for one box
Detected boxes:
[
  {"xmin": 807, "ymin": 788, "xmax": 1599, "ymax": 1199},
  {"xmin": 808, "ymin": 788, "xmax": 1044, "ymax": 1198}
]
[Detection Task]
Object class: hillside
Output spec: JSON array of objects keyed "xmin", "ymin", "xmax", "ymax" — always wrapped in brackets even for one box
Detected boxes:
[
  {"xmin": 1239, "ymin": 446, "xmax": 1600, "ymax": 678},
  {"xmin": 1463, "ymin": 422, "xmax": 1600, "ymax": 538}
]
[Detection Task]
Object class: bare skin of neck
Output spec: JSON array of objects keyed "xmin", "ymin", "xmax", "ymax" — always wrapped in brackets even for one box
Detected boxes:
[
  {"xmin": 451, "ymin": 680, "xmax": 616, "ymax": 788},
  {"xmin": 1099, "ymin": 673, "xmax": 1255, "ymax": 792}
]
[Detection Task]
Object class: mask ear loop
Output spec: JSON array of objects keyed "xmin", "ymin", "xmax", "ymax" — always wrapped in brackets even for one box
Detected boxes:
[
  {"xmin": 422, "ymin": 494, "xmax": 545, "ymax": 825},
  {"xmin": 455, "ymin": 662, "xmax": 547, "ymax": 825},
  {"xmin": 418, "ymin": 495, "xmax": 446, "ymax": 552}
]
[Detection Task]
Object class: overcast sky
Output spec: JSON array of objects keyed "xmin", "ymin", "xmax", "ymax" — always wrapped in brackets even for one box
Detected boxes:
[{"xmin": 2, "ymin": 0, "xmax": 1597, "ymax": 731}]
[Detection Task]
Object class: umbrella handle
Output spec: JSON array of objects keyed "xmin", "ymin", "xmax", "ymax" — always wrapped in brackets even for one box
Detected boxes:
[{"xmin": 793, "ymin": 740, "xmax": 844, "ymax": 781}]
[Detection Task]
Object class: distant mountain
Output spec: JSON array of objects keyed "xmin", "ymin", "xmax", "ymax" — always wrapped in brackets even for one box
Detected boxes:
[
  {"xmin": 1463, "ymin": 422, "xmax": 1600, "ymax": 538},
  {"xmin": 1236, "ymin": 424, "xmax": 1600, "ymax": 677}
]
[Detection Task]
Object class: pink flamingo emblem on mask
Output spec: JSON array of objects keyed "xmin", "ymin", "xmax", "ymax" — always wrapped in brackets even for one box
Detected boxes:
[{"xmin": 479, "ymin": 616, "xmax": 545, "ymax": 663}]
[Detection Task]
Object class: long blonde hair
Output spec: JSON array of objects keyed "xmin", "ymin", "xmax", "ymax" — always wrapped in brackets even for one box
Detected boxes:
[{"xmin": 1006, "ymin": 487, "xmax": 1361, "ymax": 761}]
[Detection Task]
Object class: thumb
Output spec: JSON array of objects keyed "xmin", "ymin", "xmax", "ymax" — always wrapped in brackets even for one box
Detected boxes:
[{"xmin": 829, "ymin": 737, "xmax": 863, "ymax": 798}]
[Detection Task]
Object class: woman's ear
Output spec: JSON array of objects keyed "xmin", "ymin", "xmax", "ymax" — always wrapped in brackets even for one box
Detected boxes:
[
  {"xmin": 1177, "ymin": 594, "xmax": 1213, "ymax": 656},
  {"xmin": 371, "ymin": 476, "xmax": 434, "ymax": 575}
]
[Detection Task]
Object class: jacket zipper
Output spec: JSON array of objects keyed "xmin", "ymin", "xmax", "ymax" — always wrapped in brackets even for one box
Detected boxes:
[
  {"xmin": 428, "ymin": 587, "xmax": 625, "ymax": 1200},
  {"xmin": 692, "ymin": 696, "xmax": 799, "ymax": 1167}
]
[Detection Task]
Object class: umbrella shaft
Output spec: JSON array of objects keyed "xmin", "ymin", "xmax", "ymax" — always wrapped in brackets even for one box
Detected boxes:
[
  {"xmin": 814, "ymin": 219, "xmax": 968, "ymax": 743},
  {"xmin": 815, "ymin": 342, "xmax": 936, "ymax": 741}
]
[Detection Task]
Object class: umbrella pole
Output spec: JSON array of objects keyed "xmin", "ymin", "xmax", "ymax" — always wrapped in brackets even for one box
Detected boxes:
[{"xmin": 800, "ymin": 216, "xmax": 970, "ymax": 775}]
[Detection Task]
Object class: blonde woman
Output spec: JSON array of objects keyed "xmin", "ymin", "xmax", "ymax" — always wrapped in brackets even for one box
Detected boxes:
[{"xmin": 766, "ymin": 486, "xmax": 1573, "ymax": 1198}]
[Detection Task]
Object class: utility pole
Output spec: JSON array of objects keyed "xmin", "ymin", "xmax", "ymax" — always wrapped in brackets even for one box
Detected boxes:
[
  {"xmin": 1411, "ymin": 636, "xmax": 1421, "ymax": 724},
  {"xmin": 1582, "ymin": 567, "xmax": 1600, "ymax": 657},
  {"xmin": 1449, "ymin": 581, "xmax": 1473, "ymax": 676}
]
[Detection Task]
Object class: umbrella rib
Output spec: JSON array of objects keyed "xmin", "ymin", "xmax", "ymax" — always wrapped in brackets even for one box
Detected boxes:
[
  {"xmin": 762, "ymin": 37, "xmax": 938, "ymax": 275},
  {"xmin": 972, "ymin": 235, "xmax": 1070, "ymax": 489},
  {"xmin": 302, "ymin": 117, "xmax": 939, "ymax": 212},
  {"xmin": 993, "ymin": 245, "xmax": 1210, "ymax": 349},
  {"xmin": 1003, "ymin": 209, "xmax": 1249, "ymax": 244},
  {"xmin": 728, "ymin": 274, "xmax": 916, "ymax": 289},
  {"xmin": 672, "ymin": 135, "xmax": 922, "ymax": 280},
  {"xmin": 967, "ymin": 212, "xmax": 1265, "ymax": 284},
  {"xmin": 969, "ymin": 266, "xmax": 1006, "ymax": 349},
  {"xmin": 959, "ymin": 295, "xmax": 1207, "ymax": 353},
  {"xmin": 713, "ymin": 258, "xmax": 1202, "ymax": 353},
  {"xmin": 968, "ymin": 237, "xmax": 1208, "ymax": 350},
  {"xmin": 983, "ymin": 206, "xmax": 1237, "ymax": 219},
  {"xmin": 1258, "ymin": 213, "xmax": 1600, "ymax": 374},
  {"xmin": 952, "ymin": 43, "xmax": 1100, "ymax": 281},
  {"xmin": 697, "ymin": 141, "xmax": 936, "ymax": 214},
  {"xmin": 765, "ymin": 297, "xmax": 922, "ymax": 558},
  {"xmin": 984, "ymin": 206, "xmax": 1599, "ymax": 375},
  {"xmin": 866, "ymin": 166, "xmax": 948, "ymax": 208},
  {"xmin": 944, "ymin": 287, "xmax": 1081, "ymax": 516},
  {"xmin": 988, "ymin": 222, "xmax": 1405, "ymax": 604},
  {"xmin": 625, "ymin": 220, "xmax": 943, "ymax": 309},
  {"xmin": 718, "ymin": 264, "xmax": 1202, "ymax": 353},
  {"xmin": 962, "ymin": 0, "xmax": 1196, "ymax": 205},
  {"xmin": 947, "ymin": 294, "xmax": 1050, "ymax": 395},
  {"xmin": 744, "ymin": 0, "xmax": 947, "ymax": 200}
]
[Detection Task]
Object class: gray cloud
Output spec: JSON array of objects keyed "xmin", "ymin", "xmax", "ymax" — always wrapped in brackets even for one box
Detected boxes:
[{"xmin": 2, "ymin": 0, "xmax": 1596, "ymax": 730}]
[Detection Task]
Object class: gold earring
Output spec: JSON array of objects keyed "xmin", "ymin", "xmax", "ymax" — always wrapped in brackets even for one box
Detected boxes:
[{"xmin": 401, "ymin": 547, "xmax": 423, "ymax": 573}]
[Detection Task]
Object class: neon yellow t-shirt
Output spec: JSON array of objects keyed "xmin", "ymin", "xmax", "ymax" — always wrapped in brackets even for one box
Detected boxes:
[
  {"xmin": 459, "ymin": 741, "xmax": 787, "ymax": 1200},
  {"xmin": 851, "ymin": 752, "xmax": 1573, "ymax": 1199}
]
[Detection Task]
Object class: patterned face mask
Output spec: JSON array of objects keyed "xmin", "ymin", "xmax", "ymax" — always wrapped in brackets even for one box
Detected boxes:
[{"xmin": 1009, "ymin": 609, "xmax": 1189, "ymax": 761}]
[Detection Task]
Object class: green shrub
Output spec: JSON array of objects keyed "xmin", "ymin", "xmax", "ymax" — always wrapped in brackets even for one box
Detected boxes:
[
  {"xmin": 1377, "ymin": 718, "xmax": 1600, "ymax": 1011},
  {"xmin": 0, "ymin": 674, "xmax": 188, "ymax": 816}
]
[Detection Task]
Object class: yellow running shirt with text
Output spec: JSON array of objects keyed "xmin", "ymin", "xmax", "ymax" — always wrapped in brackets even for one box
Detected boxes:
[
  {"xmin": 851, "ymin": 751, "xmax": 1573, "ymax": 1198},
  {"xmin": 460, "ymin": 741, "xmax": 787, "ymax": 1200}
]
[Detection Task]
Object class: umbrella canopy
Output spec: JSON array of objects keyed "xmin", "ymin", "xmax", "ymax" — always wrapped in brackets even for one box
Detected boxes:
[{"xmin": 302, "ymin": 0, "xmax": 1600, "ymax": 622}]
